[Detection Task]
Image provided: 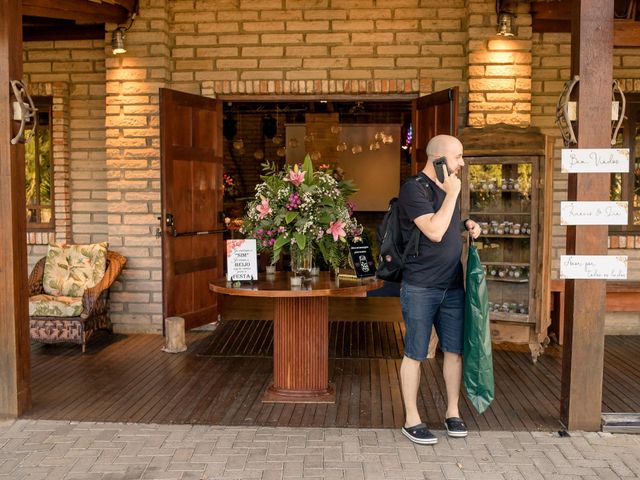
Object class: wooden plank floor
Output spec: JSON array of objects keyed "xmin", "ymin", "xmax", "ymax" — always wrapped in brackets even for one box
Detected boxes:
[{"xmin": 24, "ymin": 328, "xmax": 640, "ymax": 430}]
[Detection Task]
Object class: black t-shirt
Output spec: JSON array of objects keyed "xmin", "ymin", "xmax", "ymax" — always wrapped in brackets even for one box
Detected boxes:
[{"xmin": 397, "ymin": 172, "xmax": 464, "ymax": 289}]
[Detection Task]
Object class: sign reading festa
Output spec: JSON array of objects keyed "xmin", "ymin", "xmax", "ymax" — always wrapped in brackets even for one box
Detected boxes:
[
  {"xmin": 560, "ymin": 255, "xmax": 628, "ymax": 280},
  {"xmin": 226, "ymin": 239, "xmax": 258, "ymax": 282},
  {"xmin": 561, "ymin": 148, "xmax": 629, "ymax": 173}
]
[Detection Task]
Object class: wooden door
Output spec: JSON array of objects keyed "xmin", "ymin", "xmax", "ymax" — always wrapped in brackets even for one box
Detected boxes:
[
  {"xmin": 411, "ymin": 87, "xmax": 459, "ymax": 174},
  {"xmin": 160, "ymin": 88, "xmax": 224, "ymax": 331}
]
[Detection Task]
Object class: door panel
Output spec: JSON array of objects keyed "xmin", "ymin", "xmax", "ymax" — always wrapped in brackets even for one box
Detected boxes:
[
  {"xmin": 160, "ymin": 88, "xmax": 224, "ymax": 331},
  {"xmin": 412, "ymin": 87, "xmax": 459, "ymax": 174}
]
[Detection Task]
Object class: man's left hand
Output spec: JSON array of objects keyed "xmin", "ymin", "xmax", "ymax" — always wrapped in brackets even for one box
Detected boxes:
[{"xmin": 465, "ymin": 219, "xmax": 481, "ymax": 239}]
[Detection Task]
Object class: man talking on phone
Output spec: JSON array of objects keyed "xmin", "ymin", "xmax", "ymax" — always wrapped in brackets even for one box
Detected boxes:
[{"xmin": 397, "ymin": 134, "xmax": 481, "ymax": 444}]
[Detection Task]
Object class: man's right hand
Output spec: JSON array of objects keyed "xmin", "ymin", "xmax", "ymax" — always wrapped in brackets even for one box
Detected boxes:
[{"xmin": 435, "ymin": 164, "xmax": 461, "ymax": 197}]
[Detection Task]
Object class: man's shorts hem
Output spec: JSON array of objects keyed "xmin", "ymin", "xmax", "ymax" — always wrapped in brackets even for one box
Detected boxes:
[
  {"xmin": 403, "ymin": 352, "xmax": 426, "ymax": 362},
  {"xmin": 439, "ymin": 347, "xmax": 463, "ymax": 355}
]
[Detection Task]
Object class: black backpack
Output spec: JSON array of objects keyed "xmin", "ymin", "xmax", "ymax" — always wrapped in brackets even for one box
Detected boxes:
[{"xmin": 376, "ymin": 176, "xmax": 431, "ymax": 283}]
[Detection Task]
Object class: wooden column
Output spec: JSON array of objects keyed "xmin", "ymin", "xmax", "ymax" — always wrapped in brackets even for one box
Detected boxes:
[
  {"xmin": 0, "ymin": 0, "xmax": 31, "ymax": 418},
  {"xmin": 561, "ymin": 0, "xmax": 613, "ymax": 430},
  {"xmin": 264, "ymin": 296, "xmax": 335, "ymax": 403}
]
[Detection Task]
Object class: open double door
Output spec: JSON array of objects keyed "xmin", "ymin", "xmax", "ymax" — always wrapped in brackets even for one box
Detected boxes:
[{"xmin": 159, "ymin": 87, "xmax": 459, "ymax": 330}]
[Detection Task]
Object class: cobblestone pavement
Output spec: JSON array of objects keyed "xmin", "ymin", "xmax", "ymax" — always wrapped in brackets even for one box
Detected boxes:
[{"xmin": 1, "ymin": 419, "xmax": 639, "ymax": 480}]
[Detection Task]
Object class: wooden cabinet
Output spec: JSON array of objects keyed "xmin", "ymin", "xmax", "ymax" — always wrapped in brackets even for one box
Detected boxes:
[{"xmin": 459, "ymin": 125, "xmax": 554, "ymax": 362}]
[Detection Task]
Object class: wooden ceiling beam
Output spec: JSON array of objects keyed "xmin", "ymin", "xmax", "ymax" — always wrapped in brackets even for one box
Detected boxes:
[
  {"xmin": 23, "ymin": 24, "xmax": 106, "ymax": 42},
  {"xmin": 532, "ymin": 18, "xmax": 572, "ymax": 32},
  {"xmin": 614, "ymin": 20, "xmax": 640, "ymax": 46},
  {"xmin": 532, "ymin": 4, "xmax": 640, "ymax": 47},
  {"xmin": 22, "ymin": 0, "xmax": 129, "ymax": 24}
]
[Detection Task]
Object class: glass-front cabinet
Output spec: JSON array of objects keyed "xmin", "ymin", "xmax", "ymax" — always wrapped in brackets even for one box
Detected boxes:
[{"xmin": 460, "ymin": 125, "xmax": 553, "ymax": 362}]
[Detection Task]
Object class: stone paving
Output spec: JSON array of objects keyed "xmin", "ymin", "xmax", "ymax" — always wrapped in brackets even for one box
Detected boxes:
[{"xmin": 1, "ymin": 419, "xmax": 639, "ymax": 480}]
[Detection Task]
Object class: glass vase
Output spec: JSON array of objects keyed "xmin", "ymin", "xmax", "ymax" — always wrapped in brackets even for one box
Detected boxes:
[{"xmin": 291, "ymin": 243, "xmax": 313, "ymax": 279}]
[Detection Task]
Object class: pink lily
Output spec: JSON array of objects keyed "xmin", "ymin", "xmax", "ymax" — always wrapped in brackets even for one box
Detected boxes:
[
  {"xmin": 256, "ymin": 197, "xmax": 272, "ymax": 219},
  {"xmin": 287, "ymin": 164, "xmax": 306, "ymax": 187},
  {"xmin": 327, "ymin": 220, "xmax": 346, "ymax": 241}
]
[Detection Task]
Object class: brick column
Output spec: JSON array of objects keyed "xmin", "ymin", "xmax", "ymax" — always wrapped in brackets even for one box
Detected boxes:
[
  {"xmin": 105, "ymin": 0, "xmax": 171, "ymax": 333},
  {"xmin": 467, "ymin": 0, "xmax": 532, "ymax": 127}
]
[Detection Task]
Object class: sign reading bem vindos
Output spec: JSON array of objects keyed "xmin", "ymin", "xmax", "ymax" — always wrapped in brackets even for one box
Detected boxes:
[
  {"xmin": 226, "ymin": 239, "xmax": 258, "ymax": 282},
  {"xmin": 561, "ymin": 148, "xmax": 629, "ymax": 173},
  {"xmin": 560, "ymin": 255, "xmax": 627, "ymax": 280}
]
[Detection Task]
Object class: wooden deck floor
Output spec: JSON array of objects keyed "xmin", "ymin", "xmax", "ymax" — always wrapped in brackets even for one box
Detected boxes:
[{"xmin": 25, "ymin": 325, "xmax": 640, "ymax": 430}]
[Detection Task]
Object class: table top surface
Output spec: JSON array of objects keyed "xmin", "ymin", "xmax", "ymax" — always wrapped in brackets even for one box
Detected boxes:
[{"xmin": 209, "ymin": 271, "xmax": 383, "ymax": 298}]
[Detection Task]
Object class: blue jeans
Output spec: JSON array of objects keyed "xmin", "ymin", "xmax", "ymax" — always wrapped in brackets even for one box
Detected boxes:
[{"xmin": 400, "ymin": 283, "xmax": 465, "ymax": 360}]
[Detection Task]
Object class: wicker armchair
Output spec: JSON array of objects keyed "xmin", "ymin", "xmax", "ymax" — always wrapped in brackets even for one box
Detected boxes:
[{"xmin": 28, "ymin": 250, "xmax": 127, "ymax": 352}]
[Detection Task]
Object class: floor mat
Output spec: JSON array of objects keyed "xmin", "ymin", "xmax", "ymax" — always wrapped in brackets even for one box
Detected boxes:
[{"xmin": 194, "ymin": 319, "xmax": 405, "ymax": 359}]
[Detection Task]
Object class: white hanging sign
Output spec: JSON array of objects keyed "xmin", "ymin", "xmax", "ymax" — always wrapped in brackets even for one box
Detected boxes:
[
  {"xmin": 561, "ymin": 148, "xmax": 629, "ymax": 173},
  {"xmin": 226, "ymin": 239, "xmax": 258, "ymax": 281},
  {"xmin": 560, "ymin": 255, "xmax": 627, "ymax": 279},
  {"xmin": 560, "ymin": 201, "xmax": 628, "ymax": 225}
]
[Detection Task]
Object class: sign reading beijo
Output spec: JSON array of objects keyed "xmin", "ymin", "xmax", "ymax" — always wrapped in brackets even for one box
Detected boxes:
[
  {"xmin": 560, "ymin": 255, "xmax": 628, "ymax": 280},
  {"xmin": 560, "ymin": 201, "xmax": 628, "ymax": 225},
  {"xmin": 561, "ymin": 148, "xmax": 629, "ymax": 173},
  {"xmin": 226, "ymin": 239, "xmax": 258, "ymax": 281}
]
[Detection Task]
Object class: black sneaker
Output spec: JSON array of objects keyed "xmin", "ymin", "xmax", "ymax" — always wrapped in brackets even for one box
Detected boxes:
[
  {"xmin": 444, "ymin": 417, "xmax": 468, "ymax": 438},
  {"xmin": 401, "ymin": 423, "xmax": 438, "ymax": 445}
]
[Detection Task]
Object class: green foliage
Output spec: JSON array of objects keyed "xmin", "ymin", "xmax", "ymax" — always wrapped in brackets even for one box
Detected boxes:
[
  {"xmin": 241, "ymin": 155, "xmax": 362, "ymax": 268},
  {"xmin": 25, "ymin": 127, "xmax": 52, "ymax": 223}
]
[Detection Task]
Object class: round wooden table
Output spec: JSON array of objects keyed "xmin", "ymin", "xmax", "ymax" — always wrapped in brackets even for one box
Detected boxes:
[{"xmin": 210, "ymin": 271, "xmax": 383, "ymax": 403}]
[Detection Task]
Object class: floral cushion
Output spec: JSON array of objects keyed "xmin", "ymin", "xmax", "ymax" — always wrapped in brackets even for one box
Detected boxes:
[
  {"xmin": 42, "ymin": 242, "xmax": 108, "ymax": 297},
  {"xmin": 29, "ymin": 294, "xmax": 83, "ymax": 317}
]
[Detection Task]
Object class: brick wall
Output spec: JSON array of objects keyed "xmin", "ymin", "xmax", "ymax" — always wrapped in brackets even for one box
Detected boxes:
[
  {"xmin": 103, "ymin": 0, "xmax": 171, "ymax": 333},
  {"xmin": 23, "ymin": 40, "xmax": 108, "ymax": 269},
  {"xmin": 171, "ymin": 0, "xmax": 468, "ymax": 110},
  {"xmin": 20, "ymin": 0, "xmax": 640, "ymax": 333},
  {"xmin": 467, "ymin": 0, "xmax": 532, "ymax": 127}
]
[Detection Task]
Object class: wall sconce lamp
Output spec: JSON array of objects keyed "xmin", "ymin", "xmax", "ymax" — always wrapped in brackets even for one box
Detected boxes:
[
  {"xmin": 496, "ymin": 0, "xmax": 515, "ymax": 37},
  {"xmin": 111, "ymin": 10, "xmax": 137, "ymax": 55},
  {"xmin": 111, "ymin": 28, "xmax": 126, "ymax": 54}
]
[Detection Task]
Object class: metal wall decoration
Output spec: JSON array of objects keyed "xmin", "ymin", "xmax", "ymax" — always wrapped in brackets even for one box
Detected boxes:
[
  {"xmin": 556, "ymin": 76, "xmax": 627, "ymax": 147},
  {"xmin": 10, "ymin": 80, "xmax": 38, "ymax": 145}
]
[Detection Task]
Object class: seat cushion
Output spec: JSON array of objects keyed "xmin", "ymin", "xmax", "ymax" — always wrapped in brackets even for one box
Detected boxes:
[
  {"xmin": 43, "ymin": 242, "xmax": 108, "ymax": 297},
  {"xmin": 29, "ymin": 294, "xmax": 84, "ymax": 317}
]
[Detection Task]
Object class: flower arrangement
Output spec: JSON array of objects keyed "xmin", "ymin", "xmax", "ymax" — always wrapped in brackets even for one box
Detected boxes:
[
  {"xmin": 223, "ymin": 172, "xmax": 239, "ymax": 199},
  {"xmin": 240, "ymin": 155, "xmax": 362, "ymax": 269}
]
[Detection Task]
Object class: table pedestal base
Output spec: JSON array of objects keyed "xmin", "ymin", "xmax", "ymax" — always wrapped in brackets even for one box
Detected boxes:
[
  {"xmin": 263, "ymin": 383, "xmax": 335, "ymax": 403},
  {"xmin": 263, "ymin": 296, "xmax": 334, "ymax": 403}
]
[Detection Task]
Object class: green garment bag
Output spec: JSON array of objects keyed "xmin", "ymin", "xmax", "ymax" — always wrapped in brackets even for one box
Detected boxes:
[{"xmin": 463, "ymin": 240, "xmax": 495, "ymax": 414}]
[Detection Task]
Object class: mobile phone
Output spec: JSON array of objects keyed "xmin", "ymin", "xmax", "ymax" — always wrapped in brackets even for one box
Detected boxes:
[{"xmin": 433, "ymin": 156, "xmax": 448, "ymax": 183}]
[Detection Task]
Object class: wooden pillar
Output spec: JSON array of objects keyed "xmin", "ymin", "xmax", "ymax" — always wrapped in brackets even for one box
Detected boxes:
[
  {"xmin": 561, "ymin": 0, "xmax": 613, "ymax": 430},
  {"xmin": 0, "ymin": 0, "xmax": 31, "ymax": 418}
]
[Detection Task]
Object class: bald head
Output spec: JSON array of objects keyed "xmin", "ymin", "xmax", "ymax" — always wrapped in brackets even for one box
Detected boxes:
[{"xmin": 426, "ymin": 135, "xmax": 463, "ymax": 162}]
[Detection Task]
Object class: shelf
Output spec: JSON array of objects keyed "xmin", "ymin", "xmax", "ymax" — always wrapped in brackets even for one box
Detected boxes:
[
  {"xmin": 481, "ymin": 234, "xmax": 530, "ymax": 239},
  {"xmin": 471, "ymin": 189, "xmax": 530, "ymax": 195},
  {"xmin": 487, "ymin": 277, "xmax": 529, "ymax": 283},
  {"xmin": 470, "ymin": 211, "xmax": 531, "ymax": 216},
  {"xmin": 489, "ymin": 311, "xmax": 533, "ymax": 324},
  {"xmin": 481, "ymin": 261, "xmax": 529, "ymax": 267}
]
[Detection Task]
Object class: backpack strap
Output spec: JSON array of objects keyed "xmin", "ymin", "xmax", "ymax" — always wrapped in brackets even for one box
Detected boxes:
[{"xmin": 404, "ymin": 174, "xmax": 434, "ymax": 259}]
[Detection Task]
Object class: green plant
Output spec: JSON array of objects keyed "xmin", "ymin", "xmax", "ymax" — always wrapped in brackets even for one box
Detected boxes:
[{"xmin": 240, "ymin": 155, "xmax": 362, "ymax": 269}]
